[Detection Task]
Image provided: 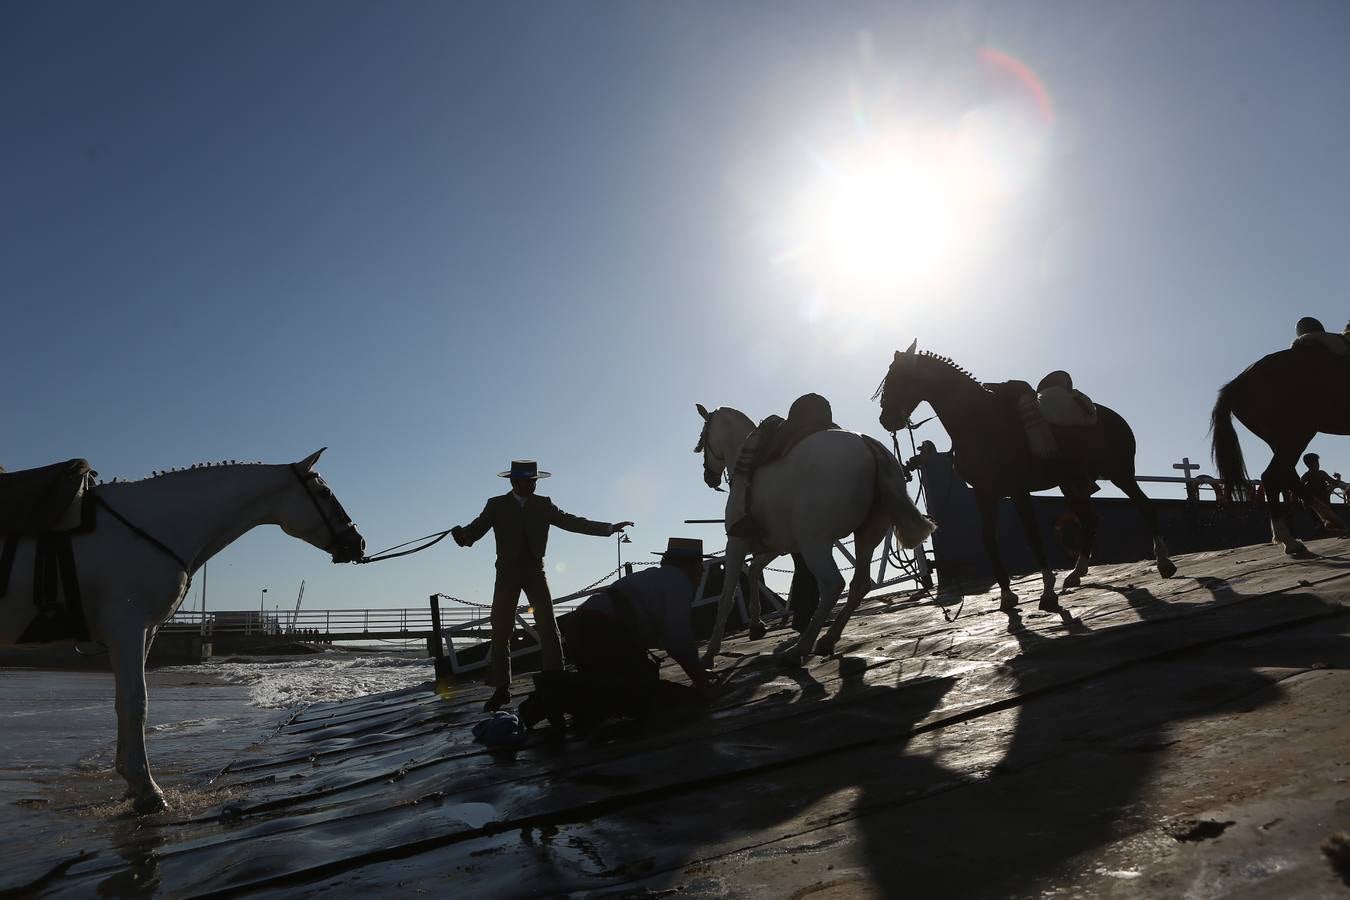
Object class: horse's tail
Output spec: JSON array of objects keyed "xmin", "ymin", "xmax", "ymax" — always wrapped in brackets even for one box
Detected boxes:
[
  {"xmin": 1210, "ymin": 377, "xmax": 1250, "ymax": 502},
  {"xmin": 861, "ymin": 434, "xmax": 936, "ymax": 549}
]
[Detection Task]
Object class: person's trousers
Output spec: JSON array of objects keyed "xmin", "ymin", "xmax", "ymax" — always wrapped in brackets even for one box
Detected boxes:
[{"xmin": 489, "ymin": 566, "xmax": 562, "ymax": 689}]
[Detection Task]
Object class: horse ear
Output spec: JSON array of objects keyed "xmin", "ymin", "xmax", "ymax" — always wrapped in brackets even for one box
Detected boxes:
[
  {"xmin": 905, "ymin": 339, "xmax": 918, "ymax": 355},
  {"xmin": 696, "ymin": 403, "xmax": 710, "ymax": 420},
  {"xmin": 298, "ymin": 447, "xmax": 327, "ymax": 471}
]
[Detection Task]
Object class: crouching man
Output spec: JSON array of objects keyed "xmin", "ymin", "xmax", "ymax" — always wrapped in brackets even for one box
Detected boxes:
[{"xmin": 520, "ymin": 537, "xmax": 715, "ymax": 733}]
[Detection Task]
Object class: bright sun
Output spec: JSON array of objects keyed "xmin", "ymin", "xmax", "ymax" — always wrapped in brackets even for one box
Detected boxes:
[{"xmin": 787, "ymin": 135, "xmax": 989, "ymax": 297}]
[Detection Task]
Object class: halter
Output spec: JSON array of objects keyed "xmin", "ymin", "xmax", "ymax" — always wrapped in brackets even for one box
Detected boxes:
[{"xmin": 290, "ymin": 464, "xmax": 359, "ymax": 556}]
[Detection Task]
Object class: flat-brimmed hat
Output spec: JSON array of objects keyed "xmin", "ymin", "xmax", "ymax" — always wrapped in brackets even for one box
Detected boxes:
[
  {"xmin": 498, "ymin": 460, "xmax": 551, "ymax": 480},
  {"xmin": 651, "ymin": 537, "xmax": 714, "ymax": 558}
]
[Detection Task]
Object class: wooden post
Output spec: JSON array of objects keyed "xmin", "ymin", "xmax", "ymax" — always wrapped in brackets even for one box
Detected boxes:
[
  {"xmin": 428, "ymin": 594, "xmax": 444, "ymax": 658},
  {"xmin": 429, "ymin": 594, "xmax": 454, "ymax": 685}
]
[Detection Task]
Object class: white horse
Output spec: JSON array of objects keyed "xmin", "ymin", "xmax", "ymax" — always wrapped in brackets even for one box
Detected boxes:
[
  {"xmin": 0, "ymin": 449, "xmax": 364, "ymax": 814},
  {"xmin": 695, "ymin": 405, "xmax": 935, "ymax": 667}
]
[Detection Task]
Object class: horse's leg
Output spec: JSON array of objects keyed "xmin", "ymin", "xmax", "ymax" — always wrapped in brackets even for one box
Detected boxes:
[
  {"xmin": 746, "ymin": 554, "xmax": 772, "ymax": 640},
  {"xmin": 1011, "ymin": 492, "xmax": 1058, "ymax": 610},
  {"xmin": 1264, "ymin": 443, "xmax": 1310, "ymax": 555},
  {"xmin": 704, "ymin": 538, "xmax": 749, "ymax": 666},
  {"xmin": 1061, "ymin": 494, "xmax": 1099, "ymax": 590},
  {"xmin": 817, "ymin": 531, "xmax": 880, "ymax": 656},
  {"xmin": 976, "ymin": 491, "xmax": 1018, "ymax": 612},
  {"xmin": 108, "ymin": 623, "xmax": 166, "ymax": 814},
  {"xmin": 782, "ymin": 542, "xmax": 844, "ymax": 667},
  {"xmin": 1110, "ymin": 475, "xmax": 1177, "ymax": 578}
]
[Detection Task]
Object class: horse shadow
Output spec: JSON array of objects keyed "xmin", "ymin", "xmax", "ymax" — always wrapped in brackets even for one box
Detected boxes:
[
  {"xmin": 885, "ymin": 577, "xmax": 1343, "ymax": 897},
  {"xmin": 632, "ymin": 572, "xmax": 1349, "ymax": 897}
]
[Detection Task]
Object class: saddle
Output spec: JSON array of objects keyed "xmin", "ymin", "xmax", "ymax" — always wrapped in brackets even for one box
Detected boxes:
[
  {"xmin": 0, "ymin": 459, "xmax": 96, "ymax": 643},
  {"xmin": 738, "ymin": 394, "xmax": 838, "ymax": 477},
  {"xmin": 987, "ymin": 374, "xmax": 1097, "ymax": 461},
  {"xmin": 0, "ymin": 459, "xmax": 96, "ymax": 536},
  {"xmin": 1035, "ymin": 371, "xmax": 1097, "ymax": 428}
]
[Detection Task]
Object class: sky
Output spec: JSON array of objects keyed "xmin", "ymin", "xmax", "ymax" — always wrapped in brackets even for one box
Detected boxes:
[{"xmin": 4, "ymin": 1, "xmax": 1349, "ymax": 617}]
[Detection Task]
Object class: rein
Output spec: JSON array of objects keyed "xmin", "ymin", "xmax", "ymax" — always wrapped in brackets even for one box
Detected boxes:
[
  {"xmin": 356, "ymin": 528, "xmax": 455, "ymax": 564},
  {"xmin": 96, "ymin": 494, "xmax": 192, "ymax": 573}
]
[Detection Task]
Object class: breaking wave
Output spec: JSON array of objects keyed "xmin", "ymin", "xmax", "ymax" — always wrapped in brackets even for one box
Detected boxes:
[{"xmin": 172, "ymin": 653, "xmax": 435, "ymax": 709}]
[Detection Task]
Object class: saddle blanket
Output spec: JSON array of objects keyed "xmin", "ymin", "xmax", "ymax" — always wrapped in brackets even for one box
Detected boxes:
[
  {"xmin": 1292, "ymin": 332, "xmax": 1350, "ymax": 357},
  {"xmin": 1036, "ymin": 386, "xmax": 1098, "ymax": 427}
]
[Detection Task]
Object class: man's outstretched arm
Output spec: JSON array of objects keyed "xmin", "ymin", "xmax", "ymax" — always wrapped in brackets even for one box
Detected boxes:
[
  {"xmin": 452, "ymin": 500, "xmax": 495, "ymax": 547},
  {"xmin": 546, "ymin": 500, "xmax": 633, "ymax": 537}
]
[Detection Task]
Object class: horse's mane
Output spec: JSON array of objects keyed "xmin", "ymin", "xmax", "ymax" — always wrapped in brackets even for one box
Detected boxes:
[
  {"xmin": 872, "ymin": 350, "xmax": 982, "ymax": 401},
  {"xmin": 99, "ymin": 461, "xmax": 266, "ymax": 485}
]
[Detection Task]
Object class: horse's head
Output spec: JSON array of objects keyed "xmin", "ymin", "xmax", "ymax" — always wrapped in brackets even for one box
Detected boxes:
[
  {"xmin": 875, "ymin": 339, "xmax": 925, "ymax": 432},
  {"xmin": 279, "ymin": 448, "xmax": 366, "ymax": 563},
  {"xmin": 694, "ymin": 403, "xmax": 726, "ymax": 490}
]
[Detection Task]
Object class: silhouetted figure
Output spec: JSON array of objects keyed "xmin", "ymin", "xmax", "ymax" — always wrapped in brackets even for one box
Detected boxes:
[
  {"xmin": 525, "ymin": 538, "xmax": 712, "ymax": 733},
  {"xmin": 451, "ymin": 460, "xmax": 633, "ymax": 712},
  {"xmin": 728, "ymin": 393, "xmax": 836, "ymax": 540},
  {"xmin": 1300, "ymin": 453, "xmax": 1346, "ymax": 507}
]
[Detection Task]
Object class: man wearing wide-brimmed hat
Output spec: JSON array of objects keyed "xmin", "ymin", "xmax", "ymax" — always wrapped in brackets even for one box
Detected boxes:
[
  {"xmin": 452, "ymin": 460, "xmax": 633, "ymax": 711},
  {"xmin": 521, "ymin": 537, "xmax": 715, "ymax": 732}
]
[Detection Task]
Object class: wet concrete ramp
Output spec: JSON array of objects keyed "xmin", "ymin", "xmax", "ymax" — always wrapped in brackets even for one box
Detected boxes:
[{"xmin": 24, "ymin": 539, "xmax": 1350, "ymax": 897}]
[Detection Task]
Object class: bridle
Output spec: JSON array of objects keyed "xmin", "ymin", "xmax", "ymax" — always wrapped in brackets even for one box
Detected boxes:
[{"xmin": 290, "ymin": 464, "xmax": 359, "ymax": 557}]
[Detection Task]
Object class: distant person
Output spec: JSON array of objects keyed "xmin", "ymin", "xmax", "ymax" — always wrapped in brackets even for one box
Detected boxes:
[
  {"xmin": 523, "ymin": 537, "xmax": 714, "ymax": 733},
  {"xmin": 451, "ymin": 460, "xmax": 633, "ymax": 711},
  {"xmin": 1300, "ymin": 453, "xmax": 1347, "ymax": 507}
]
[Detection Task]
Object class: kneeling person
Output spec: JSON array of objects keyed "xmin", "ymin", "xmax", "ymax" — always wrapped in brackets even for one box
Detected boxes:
[{"xmin": 523, "ymin": 538, "xmax": 713, "ymax": 732}]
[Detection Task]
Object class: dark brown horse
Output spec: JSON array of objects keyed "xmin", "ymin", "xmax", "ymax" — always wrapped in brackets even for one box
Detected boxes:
[
  {"xmin": 1210, "ymin": 345, "xmax": 1348, "ymax": 555},
  {"xmin": 875, "ymin": 341, "xmax": 1176, "ymax": 612}
]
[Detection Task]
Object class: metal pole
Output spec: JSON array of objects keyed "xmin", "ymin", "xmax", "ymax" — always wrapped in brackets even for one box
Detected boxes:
[{"xmin": 200, "ymin": 562, "xmax": 208, "ymax": 636}]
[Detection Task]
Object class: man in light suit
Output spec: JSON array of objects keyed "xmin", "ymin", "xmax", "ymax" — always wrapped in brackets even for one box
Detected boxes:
[{"xmin": 452, "ymin": 460, "xmax": 633, "ymax": 711}]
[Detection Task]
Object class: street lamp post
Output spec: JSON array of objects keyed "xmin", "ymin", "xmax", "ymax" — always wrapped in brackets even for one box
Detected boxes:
[
  {"xmin": 616, "ymin": 532, "xmax": 631, "ymax": 577},
  {"xmin": 259, "ymin": 587, "xmax": 268, "ymax": 634}
]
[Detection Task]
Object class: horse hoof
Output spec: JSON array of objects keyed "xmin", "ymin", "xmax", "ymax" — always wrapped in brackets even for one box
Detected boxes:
[
  {"xmin": 777, "ymin": 650, "xmax": 805, "ymax": 669},
  {"xmin": 1285, "ymin": 542, "xmax": 1309, "ymax": 557},
  {"xmin": 1038, "ymin": 593, "xmax": 1060, "ymax": 612},
  {"xmin": 1157, "ymin": 558, "xmax": 1178, "ymax": 579},
  {"xmin": 814, "ymin": 639, "xmax": 836, "ymax": 657},
  {"xmin": 701, "ymin": 653, "xmax": 718, "ymax": 669},
  {"xmin": 999, "ymin": 592, "xmax": 1019, "ymax": 613},
  {"xmin": 748, "ymin": 623, "xmax": 767, "ymax": 641},
  {"xmin": 1062, "ymin": 572, "xmax": 1082, "ymax": 590},
  {"xmin": 133, "ymin": 792, "xmax": 168, "ymax": 816}
]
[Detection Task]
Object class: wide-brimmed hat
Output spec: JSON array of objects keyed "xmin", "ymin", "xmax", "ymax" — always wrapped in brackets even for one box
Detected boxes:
[
  {"xmin": 651, "ymin": 537, "xmax": 714, "ymax": 558},
  {"xmin": 498, "ymin": 460, "xmax": 551, "ymax": 479}
]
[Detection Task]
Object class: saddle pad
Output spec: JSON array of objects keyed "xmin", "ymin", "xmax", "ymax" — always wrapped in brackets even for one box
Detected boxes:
[
  {"xmin": 1036, "ymin": 388, "xmax": 1098, "ymax": 427},
  {"xmin": 1292, "ymin": 332, "xmax": 1350, "ymax": 357}
]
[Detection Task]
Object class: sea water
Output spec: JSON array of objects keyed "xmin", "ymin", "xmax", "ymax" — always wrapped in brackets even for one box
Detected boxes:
[{"xmin": 171, "ymin": 650, "xmax": 437, "ymax": 708}]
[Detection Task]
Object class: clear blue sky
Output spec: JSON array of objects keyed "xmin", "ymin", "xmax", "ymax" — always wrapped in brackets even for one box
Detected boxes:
[{"xmin": 4, "ymin": 2, "xmax": 1348, "ymax": 613}]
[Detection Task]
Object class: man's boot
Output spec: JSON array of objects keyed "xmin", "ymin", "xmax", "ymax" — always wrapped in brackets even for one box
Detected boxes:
[
  {"xmin": 521, "ymin": 670, "xmax": 570, "ymax": 733},
  {"xmin": 482, "ymin": 685, "xmax": 510, "ymax": 712}
]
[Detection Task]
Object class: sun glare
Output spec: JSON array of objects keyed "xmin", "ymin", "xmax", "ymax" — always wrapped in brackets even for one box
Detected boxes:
[
  {"xmin": 773, "ymin": 47, "xmax": 1054, "ymax": 318},
  {"xmin": 790, "ymin": 136, "xmax": 987, "ymax": 297}
]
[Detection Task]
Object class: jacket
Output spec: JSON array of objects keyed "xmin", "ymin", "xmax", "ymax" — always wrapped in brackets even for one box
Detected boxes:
[{"xmin": 458, "ymin": 492, "xmax": 612, "ymax": 571}]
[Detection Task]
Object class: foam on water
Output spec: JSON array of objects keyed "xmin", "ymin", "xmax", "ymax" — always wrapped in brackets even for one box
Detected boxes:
[{"xmin": 171, "ymin": 653, "xmax": 435, "ymax": 708}]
